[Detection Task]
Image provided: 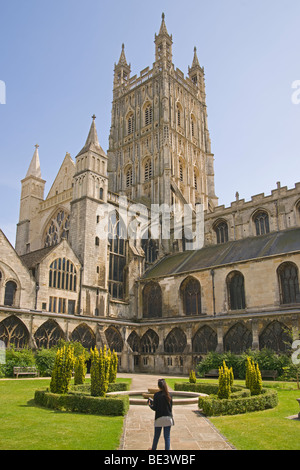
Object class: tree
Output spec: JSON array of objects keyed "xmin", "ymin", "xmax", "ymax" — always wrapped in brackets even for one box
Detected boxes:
[
  {"xmin": 74, "ymin": 353, "xmax": 86, "ymax": 385},
  {"xmin": 50, "ymin": 345, "xmax": 75, "ymax": 394},
  {"xmin": 218, "ymin": 361, "xmax": 231, "ymax": 399}
]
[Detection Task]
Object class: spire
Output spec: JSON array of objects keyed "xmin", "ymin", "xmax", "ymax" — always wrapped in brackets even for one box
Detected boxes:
[
  {"xmin": 26, "ymin": 144, "xmax": 42, "ymax": 179},
  {"xmin": 157, "ymin": 12, "xmax": 172, "ymax": 39},
  {"xmin": 117, "ymin": 43, "xmax": 129, "ymax": 67},
  {"xmin": 154, "ymin": 13, "xmax": 173, "ymax": 67},
  {"xmin": 191, "ymin": 46, "xmax": 201, "ymax": 69},
  {"xmin": 77, "ymin": 115, "xmax": 106, "ymax": 157}
]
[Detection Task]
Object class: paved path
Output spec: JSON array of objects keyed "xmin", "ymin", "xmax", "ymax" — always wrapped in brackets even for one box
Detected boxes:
[{"xmin": 118, "ymin": 374, "xmax": 233, "ymax": 451}]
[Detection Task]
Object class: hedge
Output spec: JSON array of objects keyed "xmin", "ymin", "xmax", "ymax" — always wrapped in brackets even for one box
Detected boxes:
[
  {"xmin": 70, "ymin": 382, "xmax": 129, "ymax": 395},
  {"xmin": 34, "ymin": 389, "xmax": 129, "ymax": 416},
  {"xmin": 198, "ymin": 388, "xmax": 278, "ymax": 416},
  {"xmin": 174, "ymin": 382, "xmax": 246, "ymax": 395}
]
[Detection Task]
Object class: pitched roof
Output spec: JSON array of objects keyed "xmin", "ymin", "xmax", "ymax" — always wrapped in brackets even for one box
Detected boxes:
[
  {"xmin": 143, "ymin": 227, "xmax": 300, "ymax": 279},
  {"xmin": 20, "ymin": 245, "xmax": 57, "ymax": 269}
]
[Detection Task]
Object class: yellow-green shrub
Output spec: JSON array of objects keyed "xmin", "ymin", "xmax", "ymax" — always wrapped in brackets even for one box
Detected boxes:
[{"xmin": 50, "ymin": 345, "xmax": 75, "ymax": 394}]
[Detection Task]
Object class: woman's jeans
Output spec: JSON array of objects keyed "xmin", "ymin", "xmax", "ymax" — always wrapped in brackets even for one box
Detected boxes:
[{"xmin": 152, "ymin": 426, "xmax": 171, "ymax": 450}]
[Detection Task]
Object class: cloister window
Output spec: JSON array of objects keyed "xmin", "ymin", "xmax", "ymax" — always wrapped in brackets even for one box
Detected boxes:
[
  {"xmin": 214, "ymin": 220, "xmax": 229, "ymax": 244},
  {"xmin": 140, "ymin": 329, "xmax": 159, "ymax": 353},
  {"xmin": 224, "ymin": 322, "xmax": 252, "ymax": 354},
  {"xmin": 108, "ymin": 211, "xmax": 126, "ymax": 300},
  {"xmin": 180, "ymin": 277, "xmax": 201, "ymax": 316},
  {"xmin": 164, "ymin": 328, "xmax": 187, "ymax": 354},
  {"xmin": 105, "ymin": 326, "xmax": 123, "ymax": 353},
  {"xmin": 145, "ymin": 104, "xmax": 153, "ymax": 126},
  {"xmin": 0, "ymin": 315, "xmax": 29, "ymax": 348},
  {"xmin": 227, "ymin": 271, "xmax": 246, "ymax": 310},
  {"xmin": 259, "ymin": 320, "xmax": 291, "ymax": 353},
  {"xmin": 144, "ymin": 159, "xmax": 152, "ymax": 181},
  {"xmin": 277, "ymin": 262, "xmax": 300, "ymax": 304},
  {"xmin": 49, "ymin": 258, "xmax": 77, "ymax": 292},
  {"xmin": 192, "ymin": 326, "xmax": 217, "ymax": 354},
  {"xmin": 142, "ymin": 281, "xmax": 162, "ymax": 318},
  {"xmin": 127, "ymin": 331, "xmax": 140, "ymax": 353},
  {"xmin": 254, "ymin": 210, "xmax": 270, "ymax": 236}
]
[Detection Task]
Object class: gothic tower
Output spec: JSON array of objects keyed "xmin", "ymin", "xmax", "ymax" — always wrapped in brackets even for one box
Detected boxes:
[
  {"xmin": 107, "ymin": 13, "xmax": 218, "ymax": 214},
  {"xmin": 16, "ymin": 144, "xmax": 46, "ymax": 255},
  {"xmin": 69, "ymin": 116, "xmax": 109, "ymax": 316}
]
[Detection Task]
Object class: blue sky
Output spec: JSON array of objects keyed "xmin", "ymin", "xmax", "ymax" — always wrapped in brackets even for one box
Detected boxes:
[{"xmin": 1, "ymin": 0, "xmax": 300, "ymax": 244}]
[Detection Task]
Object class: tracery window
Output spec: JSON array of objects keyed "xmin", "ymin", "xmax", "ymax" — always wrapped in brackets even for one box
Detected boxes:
[
  {"xmin": 141, "ymin": 231, "xmax": 158, "ymax": 264},
  {"xmin": 71, "ymin": 324, "xmax": 96, "ymax": 350},
  {"xmin": 192, "ymin": 326, "xmax": 218, "ymax": 353},
  {"xmin": 34, "ymin": 319, "xmax": 64, "ymax": 349},
  {"xmin": 142, "ymin": 281, "xmax": 162, "ymax": 318},
  {"xmin": 108, "ymin": 211, "xmax": 126, "ymax": 300},
  {"xmin": 44, "ymin": 209, "xmax": 70, "ymax": 247},
  {"xmin": 227, "ymin": 271, "xmax": 246, "ymax": 310},
  {"xmin": 180, "ymin": 277, "xmax": 201, "ymax": 316},
  {"xmin": 127, "ymin": 113, "xmax": 134, "ymax": 135},
  {"xmin": 49, "ymin": 258, "xmax": 77, "ymax": 292},
  {"xmin": 126, "ymin": 167, "xmax": 133, "ymax": 188},
  {"xmin": 127, "ymin": 331, "xmax": 140, "ymax": 353},
  {"xmin": 164, "ymin": 328, "xmax": 187, "ymax": 354},
  {"xmin": 105, "ymin": 326, "xmax": 123, "ymax": 353},
  {"xmin": 214, "ymin": 220, "xmax": 229, "ymax": 244},
  {"xmin": 223, "ymin": 322, "xmax": 252, "ymax": 354},
  {"xmin": 277, "ymin": 262, "xmax": 300, "ymax": 304},
  {"xmin": 140, "ymin": 329, "xmax": 159, "ymax": 353},
  {"xmin": 0, "ymin": 315, "xmax": 29, "ymax": 349},
  {"xmin": 259, "ymin": 321, "xmax": 291, "ymax": 353},
  {"xmin": 254, "ymin": 210, "xmax": 270, "ymax": 236}
]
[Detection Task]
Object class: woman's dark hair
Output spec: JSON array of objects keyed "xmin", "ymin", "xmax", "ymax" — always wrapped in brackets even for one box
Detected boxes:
[{"xmin": 158, "ymin": 379, "xmax": 171, "ymax": 403}]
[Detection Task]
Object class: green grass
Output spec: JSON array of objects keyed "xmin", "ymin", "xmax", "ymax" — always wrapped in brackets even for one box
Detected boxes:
[
  {"xmin": 0, "ymin": 378, "xmax": 130, "ymax": 450},
  {"xmin": 167, "ymin": 378, "xmax": 300, "ymax": 450}
]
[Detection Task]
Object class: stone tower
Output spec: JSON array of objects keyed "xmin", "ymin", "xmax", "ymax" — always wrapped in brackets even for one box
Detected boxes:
[
  {"xmin": 69, "ymin": 116, "xmax": 109, "ymax": 316},
  {"xmin": 16, "ymin": 144, "xmax": 46, "ymax": 255},
  {"xmin": 107, "ymin": 13, "xmax": 218, "ymax": 213}
]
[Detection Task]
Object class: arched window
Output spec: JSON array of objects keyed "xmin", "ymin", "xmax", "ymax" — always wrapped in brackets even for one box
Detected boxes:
[
  {"xmin": 214, "ymin": 220, "xmax": 229, "ymax": 244},
  {"xmin": 253, "ymin": 210, "xmax": 270, "ymax": 236},
  {"xmin": 105, "ymin": 326, "xmax": 124, "ymax": 353},
  {"xmin": 259, "ymin": 321, "xmax": 291, "ymax": 353},
  {"xmin": 180, "ymin": 277, "xmax": 201, "ymax": 316},
  {"xmin": 277, "ymin": 262, "xmax": 300, "ymax": 304},
  {"xmin": 127, "ymin": 331, "xmax": 140, "ymax": 353},
  {"xmin": 224, "ymin": 322, "xmax": 252, "ymax": 354},
  {"xmin": 4, "ymin": 281, "xmax": 17, "ymax": 307},
  {"xmin": 44, "ymin": 209, "xmax": 70, "ymax": 247},
  {"xmin": 49, "ymin": 258, "xmax": 77, "ymax": 292},
  {"xmin": 126, "ymin": 167, "xmax": 133, "ymax": 188},
  {"xmin": 227, "ymin": 271, "xmax": 246, "ymax": 310},
  {"xmin": 0, "ymin": 315, "xmax": 29, "ymax": 349},
  {"xmin": 145, "ymin": 104, "xmax": 153, "ymax": 126},
  {"xmin": 141, "ymin": 231, "xmax": 158, "ymax": 264},
  {"xmin": 108, "ymin": 211, "xmax": 126, "ymax": 300},
  {"xmin": 179, "ymin": 162, "xmax": 184, "ymax": 182},
  {"xmin": 164, "ymin": 328, "xmax": 187, "ymax": 353},
  {"xmin": 140, "ymin": 329, "xmax": 159, "ymax": 353},
  {"xmin": 127, "ymin": 113, "xmax": 134, "ymax": 135},
  {"xmin": 144, "ymin": 159, "xmax": 152, "ymax": 181},
  {"xmin": 34, "ymin": 319, "xmax": 65, "ymax": 349},
  {"xmin": 142, "ymin": 281, "xmax": 162, "ymax": 318},
  {"xmin": 176, "ymin": 103, "xmax": 182, "ymax": 127},
  {"xmin": 191, "ymin": 114, "xmax": 196, "ymax": 137},
  {"xmin": 193, "ymin": 170, "xmax": 198, "ymax": 190},
  {"xmin": 192, "ymin": 326, "xmax": 218, "ymax": 353},
  {"xmin": 71, "ymin": 324, "xmax": 96, "ymax": 350}
]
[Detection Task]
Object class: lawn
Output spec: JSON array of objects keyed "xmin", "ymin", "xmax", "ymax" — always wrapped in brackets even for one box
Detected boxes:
[
  {"xmin": 166, "ymin": 378, "xmax": 300, "ymax": 451},
  {"xmin": 0, "ymin": 378, "xmax": 130, "ymax": 450}
]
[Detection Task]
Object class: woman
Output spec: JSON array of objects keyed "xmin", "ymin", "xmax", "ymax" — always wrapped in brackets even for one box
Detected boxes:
[{"xmin": 148, "ymin": 378, "xmax": 174, "ymax": 451}]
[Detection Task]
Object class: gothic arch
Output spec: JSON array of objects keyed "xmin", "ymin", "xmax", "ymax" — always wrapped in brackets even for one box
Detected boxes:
[
  {"xmin": 140, "ymin": 329, "xmax": 159, "ymax": 353},
  {"xmin": 180, "ymin": 276, "xmax": 201, "ymax": 316},
  {"xmin": 227, "ymin": 271, "xmax": 246, "ymax": 310},
  {"xmin": 259, "ymin": 321, "xmax": 292, "ymax": 353},
  {"xmin": 142, "ymin": 281, "xmax": 162, "ymax": 318},
  {"xmin": 34, "ymin": 319, "xmax": 65, "ymax": 349},
  {"xmin": 223, "ymin": 322, "xmax": 252, "ymax": 354},
  {"xmin": 277, "ymin": 262, "xmax": 300, "ymax": 305},
  {"xmin": 105, "ymin": 326, "xmax": 124, "ymax": 353},
  {"xmin": 0, "ymin": 315, "xmax": 29, "ymax": 348},
  {"xmin": 127, "ymin": 330, "xmax": 140, "ymax": 353},
  {"xmin": 164, "ymin": 328, "xmax": 187, "ymax": 354},
  {"xmin": 192, "ymin": 326, "xmax": 217, "ymax": 353},
  {"xmin": 213, "ymin": 219, "xmax": 229, "ymax": 244},
  {"xmin": 251, "ymin": 208, "xmax": 270, "ymax": 236},
  {"xmin": 43, "ymin": 207, "xmax": 70, "ymax": 247},
  {"xmin": 71, "ymin": 323, "xmax": 96, "ymax": 350}
]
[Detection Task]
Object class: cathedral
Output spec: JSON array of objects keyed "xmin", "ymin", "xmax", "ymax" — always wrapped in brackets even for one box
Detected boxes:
[{"xmin": 1, "ymin": 14, "xmax": 300, "ymax": 374}]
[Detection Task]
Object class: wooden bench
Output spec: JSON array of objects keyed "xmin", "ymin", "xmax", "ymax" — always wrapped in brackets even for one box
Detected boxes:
[
  {"xmin": 13, "ymin": 367, "xmax": 39, "ymax": 379},
  {"xmin": 261, "ymin": 370, "xmax": 278, "ymax": 380},
  {"xmin": 204, "ymin": 369, "xmax": 219, "ymax": 378}
]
